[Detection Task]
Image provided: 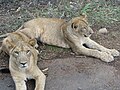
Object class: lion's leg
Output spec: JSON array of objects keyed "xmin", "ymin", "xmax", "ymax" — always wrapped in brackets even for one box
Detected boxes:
[
  {"xmin": 66, "ymin": 38, "xmax": 114, "ymax": 62},
  {"xmin": 12, "ymin": 77, "xmax": 26, "ymax": 90},
  {"xmin": 34, "ymin": 67, "xmax": 46, "ymax": 90},
  {"xmin": 85, "ymin": 38, "xmax": 119, "ymax": 56},
  {"xmin": 76, "ymin": 45, "xmax": 114, "ymax": 62}
]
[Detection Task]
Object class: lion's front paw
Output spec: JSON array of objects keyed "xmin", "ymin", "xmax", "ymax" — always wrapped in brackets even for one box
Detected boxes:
[
  {"xmin": 109, "ymin": 49, "xmax": 119, "ymax": 56},
  {"xmin": 100, "ymin": 52, "xmax": 114, "ymax": 62}
]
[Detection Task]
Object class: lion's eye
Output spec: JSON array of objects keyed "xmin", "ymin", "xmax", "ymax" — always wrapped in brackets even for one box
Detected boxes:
[
  {"xmin": 71, "ymin": 23, "xmax": 78, "ymax": 29},
  {"xmin": 74, "ymin": 25, "xmax": 78, "ymax": 29},
  {"xmin": 83, "ymin": 28, "xmax": 86, "ymax": 31},
  {"xmin": 26, "ymin": 50, "xmax": 31, "ymax": 55},
  {"xmin": 81, "ymin": 28, "xmax": 86, "ymax": 31},
  {"xmin": 14, "ymin": 51, "xmax": 19, "ymax": 56}
]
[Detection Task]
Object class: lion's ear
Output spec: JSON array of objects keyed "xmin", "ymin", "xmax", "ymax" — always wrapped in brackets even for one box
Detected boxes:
[
  {"xmin": 80, "ymin": 13, "xmax": 87, "ymax": 19},
  {"xmin": 6, "ymin": 40, "xmax": 15, "ymax": 50},
  {"xmin": 71, "ymin": 21, "xmax": 78, "ymax": 30},
  {"xmin": 29, "ymin": 39, "xmax": 37, "ymax": 47},
  {"xmin": 61, "ymin": 20, "xmax": 68, "ymax": 30}
]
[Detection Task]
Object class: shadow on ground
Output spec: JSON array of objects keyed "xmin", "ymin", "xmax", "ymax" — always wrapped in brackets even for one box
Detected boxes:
[
  {"xmin": 0, "ymin": 1, "xmax": 120, "ymax": 90},
  {"xmin": 0, "ymin": 20, "xmax": 120, "ymax": 90},
  {"xmin": 0, "ymin": 56, "xmax": 120, "ymax": 90}
]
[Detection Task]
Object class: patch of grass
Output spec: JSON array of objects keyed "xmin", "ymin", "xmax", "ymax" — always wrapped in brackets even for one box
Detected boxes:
[
  {"xmin": 19, "ymin": 0, "xmax": 119, "ymax": 26},
  {"xmin": 0, "ymin": 0, "xmax": 119, "ymax": 52},
  {"xmin": 45, "ymin": 45, "xmax": 70, "ymax": 52},
  {"xmin": 81, "ymin": 0, "xmax": 120, "ymax": 25},
  {"xmin": 1, "ymin": 0, "xmax": 119, "ymax": 33}
]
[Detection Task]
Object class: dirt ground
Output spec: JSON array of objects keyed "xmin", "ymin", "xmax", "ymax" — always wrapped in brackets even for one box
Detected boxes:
[
  {"xmin": 0, "ymin": 1, "xmax": 120, "ymax": 90},
  {"xmin": 1, "ymin": 23, "xmax": 120, "ymax": 90}
]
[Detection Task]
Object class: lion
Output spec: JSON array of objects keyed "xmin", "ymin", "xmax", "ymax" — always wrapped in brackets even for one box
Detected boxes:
[
  {"xmin": 0, "ymin": 31, "xmax": 46, "ymax": 90},
  {"xmin": 0, "ymin": 15, "xmax": 119, "ymax": 62},
  {"xmin": 15, "ymin": 15, "xmax": 119, "ymax": 62}
]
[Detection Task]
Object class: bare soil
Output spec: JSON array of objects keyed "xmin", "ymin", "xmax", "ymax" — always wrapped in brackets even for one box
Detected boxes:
[{"xmin": 0, "ymin": 1, "xmax": 120, "ymax": 90}]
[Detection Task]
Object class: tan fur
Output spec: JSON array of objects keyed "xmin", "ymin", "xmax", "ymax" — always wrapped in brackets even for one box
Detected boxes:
[
  {"xmin": 15, "ymin": 15, "xmax": 119, "ymax": 62},
  {"xmin": 17, "ymin": 18, "xmax": 69, "ymax": 48},
  {"xmin": 0, "ymin": 30, "xmax": 46, "ymax": 90},
  {"xmin": 0, "ymin": 15, "xmax": 119, "ymax": 62}
]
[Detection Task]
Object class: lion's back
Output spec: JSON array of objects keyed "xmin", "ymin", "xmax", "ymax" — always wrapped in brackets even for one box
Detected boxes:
[{"xmin": 23, "ymin": 18, "xmax": 70, "ymax": 48}]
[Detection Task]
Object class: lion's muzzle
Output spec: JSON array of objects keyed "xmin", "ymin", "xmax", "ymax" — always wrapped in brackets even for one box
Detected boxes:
[{"xmin": 20, "ymin": 62, "xmax": 28, "ymax": 68}]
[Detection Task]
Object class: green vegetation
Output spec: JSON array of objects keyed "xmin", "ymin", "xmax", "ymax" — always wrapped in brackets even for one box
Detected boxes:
[
  {"xmin": 81, "ymin": 0, "xmax": 120, "ymax": 25},
  {"xmin": 0, "ymin": 0, "xmax": 120, "ymax": 52},
  {"xmin": 0, "ymin": 0, "xmax": 119, "ymax": 32},
  {"xmin": 19, "ymin": 0, "xmax": 119, "ymax": 25}
]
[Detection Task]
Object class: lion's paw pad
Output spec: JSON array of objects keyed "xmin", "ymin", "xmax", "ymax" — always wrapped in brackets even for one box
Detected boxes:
[
  {"xmin": 101, "ymin": 52, "xmax": 114, "ymax": 62},
  {"xmin": 110, "ymin": 49, "xmax": 119, "ymax": 56}
]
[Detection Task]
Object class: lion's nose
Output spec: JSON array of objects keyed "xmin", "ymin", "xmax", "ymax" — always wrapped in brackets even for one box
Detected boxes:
[
  {"xmin": 20, "ymin": 62, "xmax": 27, "ymax": 66},
  {"xmin": 90, "ymin": 30, "xmax": 94, "ymax": 35},
  {"xmin": 90, "ymin": 32, "xmax": 93, "ymax": 35}
]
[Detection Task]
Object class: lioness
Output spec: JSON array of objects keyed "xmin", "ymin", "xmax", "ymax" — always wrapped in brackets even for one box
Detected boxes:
[
  {"xmin": 0, "ymin": 31, "xmax": 46, "ymax": 90},
  {"xmin": 1, "ymin": 15, "xmax": 119, "ymax": 62},
  {"xmin": 15, "ymin": 15, "xmax": 119, "ymax": 62}
]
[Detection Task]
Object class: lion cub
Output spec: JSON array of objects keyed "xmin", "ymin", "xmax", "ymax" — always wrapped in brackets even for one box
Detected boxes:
[
  {"xmin": 16, "ymin": 15, "xmax": 119, "ymax": 62},
  {"xmin": 0, "ymin": 31, "xmax": 46, "ymax": 90},
  {"xmin": 0, "ymin": 15, "xmax": 119, "ymax": 62}
]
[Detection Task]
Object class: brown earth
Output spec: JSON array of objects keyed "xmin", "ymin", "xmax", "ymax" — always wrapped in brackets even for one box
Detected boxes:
[
  {"xmin": 0, "ymin": 20, "xmax": 120, "ymax": 90},
  {"xmin": 0, "ymin": 1, "xmax": 120, "ymax": 90}
]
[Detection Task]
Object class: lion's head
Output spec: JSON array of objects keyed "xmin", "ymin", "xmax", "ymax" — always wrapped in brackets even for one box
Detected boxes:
[
  {"xmin": 7, "ymin": 39, "xmax": 38, "ymax": 70},
  {"xmin": 62, "ymin": 14, "xmax": 94, "ymax": 38}
]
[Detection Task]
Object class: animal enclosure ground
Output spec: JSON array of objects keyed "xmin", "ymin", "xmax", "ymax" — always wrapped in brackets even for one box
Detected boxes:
[{"xmin": 0, "ymin": 0, "xmax": 120, "ymax": 90}]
